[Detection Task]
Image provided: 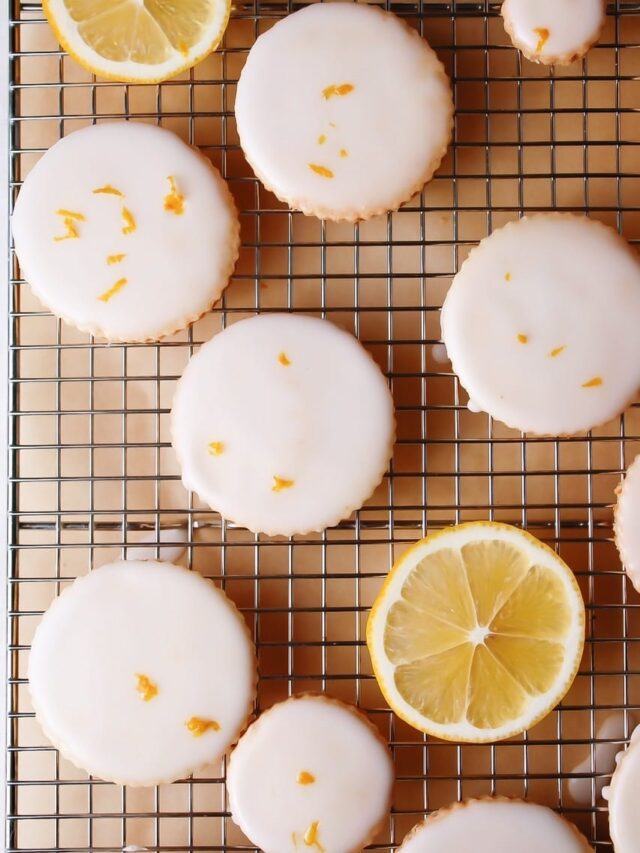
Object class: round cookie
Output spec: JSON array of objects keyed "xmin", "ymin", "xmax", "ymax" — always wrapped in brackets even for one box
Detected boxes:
[
  {"xmin": 398, "ymin": 798, "xmax": 591, "ymax": 853},
  {"xmin": 614, "ymin": 454, "xmax": 640, "ymax": 593},
  {"xmin": 226, "ymin": 694, "xmax": 394, "ymax": 853},
  {"xmin": 28, "ymin": 560, "xmax": 256, "ymax": 786},
  {"xmin": 502, "ymin": 0, "xmax": 606, "ymax": 66},
  {"xmin": 604, "ymin": 725, "xmax": 640, "ymax": 852},
  {"xmin": 234, "ymin": 3, "xmax": 453, "ymax": 222},
  {"xmin": 171, "ymin": 314, "xmax": 395, "ymax": 536},
  {"xmin": 441, "ymin": 214, "xmax": 640, "ymax": 436},
  {"xmin": 12, "ymin": 122, "xmax": 240, "ymax": 342}
]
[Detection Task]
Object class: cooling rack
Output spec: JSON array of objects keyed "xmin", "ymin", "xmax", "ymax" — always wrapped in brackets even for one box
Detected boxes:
[{"xmin": 5, "ymin": 0, "xmax": 640, "ymax": 850}]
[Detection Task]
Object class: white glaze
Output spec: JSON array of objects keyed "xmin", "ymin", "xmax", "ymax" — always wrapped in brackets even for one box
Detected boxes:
[
  {"xmin": 227, "ymin": 695, "xmax": 394, "ymax": 853},
  {"xmin": 171, "ymin": 314, "xmax": 395, "ymax": 536},
  {"xmin": 12, "ymin": 122, "xmax": 240, "ymax": 342},
  {"xmin": 28, "ymin": 560, "xmax": 256, "ymax": 786},
  {"xmin": 605, "ymin": 725, "xmax": 640, "ymax": 851},
  {"xmin": 399, "ymin": 799, "xmax": 591, "ymax": 853},
  {"xmin": 441, "ymin": 215, "xmax": 640, "ymax": 436},
  {"xmin": 502, "ymin": 0, "xmax": 605, "ymax": 64},
  {"xmin": 234, "ymin": 3, "xmax": 453, "ymax": 222},
  {"xmin": 615, "ymin": 455, "xmax": 640, "ymax": 592}
]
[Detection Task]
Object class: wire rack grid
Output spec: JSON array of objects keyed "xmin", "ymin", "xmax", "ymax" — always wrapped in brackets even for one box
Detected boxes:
[{"xmin": 5, "ymin": 0, "xmax": 640, "ymax": 850}]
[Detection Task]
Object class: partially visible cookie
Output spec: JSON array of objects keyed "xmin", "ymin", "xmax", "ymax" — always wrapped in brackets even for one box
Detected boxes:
[
  {"xmin": 227, "ymin": 694, "xmax": 394, "ymax": 853},
  {"xmin": 28, "ymin": 560, "xmax": 257, "ymax": 786},
  {"xmin": 604, "ymin": 725, "xmax": 640, "ymax": 853},
  {"xmin": 12, "ymin": 121, "xmax": 240, "ymax": 342},
  {"xmin": 234, "ymin": 3, "xmax": 453, "ymax": 222},
  {"xmin": 398, "ymin": 798, "xmax": 591, "ymax": 852},
  {"xmin": 441, "ymin": 214, "xmax": 640, "ymax": 436},
  {"xmin": 502, "ymin": 0, "xmax": 606, "ymax": 66},
  {"xmin": 614, "ymin": 454, "xmax": 640, "ymax": 593}
]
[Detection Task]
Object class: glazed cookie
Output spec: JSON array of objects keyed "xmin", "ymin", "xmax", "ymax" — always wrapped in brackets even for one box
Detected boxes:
[
  {"xmin": 28, "ymin": 560, "xmax": 256, "ymax": 786},
  {"xmin": 614, "ymin": 455, "xmax": 640, "ymax": 593},
  {"xmin": 441, "ymin": 215, "xmax": 640, "ymax": 435},
  {"xmin": 171, "ymin": 314, "xmax": 395, "ymax": 536},
  {"xmin": 398, "ymin": 798, "xmax": 592, "ymax": 853},
  {"xmin": 604, "ymin": 725, "xmax": 640, "ymax": 852},
  {"xmin": 227, "ymin": 695, "xmax": 394, "ymax": 853},
  {"xmin": 234, "ymin": 3, "xmax": 453, "ymax": 222},
  {"xmin": 502, "ymin": 0, "xmax": 606, "ymax": 65},
  {"xmin": 12, "ymin": 122, "xmax": 240, "ymax": 342}
]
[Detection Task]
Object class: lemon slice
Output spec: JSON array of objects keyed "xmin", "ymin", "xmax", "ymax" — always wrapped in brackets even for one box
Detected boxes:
[
  {"xmin": 43, "ymin": 0, "xmax": 231, "ymax": 83},
  {"xmin": 367, "ymin": 522, "xmax": 585, "ymax": 743}
]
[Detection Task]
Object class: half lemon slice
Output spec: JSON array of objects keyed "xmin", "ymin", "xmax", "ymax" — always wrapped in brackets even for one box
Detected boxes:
[
  {"xmin": 367, "ymin": 521, "xmax": 585, "ymax": 743},
  {"xmin": 43, "ymin": 0, "xmax": 231, "ymax": 83}
]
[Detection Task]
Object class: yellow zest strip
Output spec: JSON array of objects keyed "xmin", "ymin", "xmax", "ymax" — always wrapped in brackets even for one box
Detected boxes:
[
  {"xmin": 303, "ymin": 822, "xmax": 325, "ymax": 852},
  {"xmin": 98, "ymin": 277, "xmax": 128, "ymax": 303},
  {"xmin": 297, "ymin": 770, "xmax": 316, "ymax": 785},
  {"xmin": 106, "ymin": 253, "xmax": 126, "ymax": 266},
  {"xmin": 339, "ymin": 148, "xmax": 348, "ymax": 158},
  {"xmin": 121, "ymin": 207, "xmax": 136, "ymax": 235},
  {"xmin": 164, "ymin": 176, "xmax": 185, "ymax": 215},
  {"xmin": 317, "ymin": 134, "xmax": 327, "ymax": 145},
  {"xmin": 322, "ymin": 83, "xmax": 355, "ymax": 100},
  {"xmin": 135, "ymin": 673, "xmax": 158, "ymax": 702},
  {"xmin": 308, "ymin": 164, "xmax": 334, "ymax": 179},
  {"xmin": 56, "ymin": 209, "xmax": 85, "ymax": 221},
  {"xmin": 273, "ymin": 476, "xmax": 294, "ymax": 492},
  {"xmin": 208, "ymin": 441, "xmax": 225, "ymax": 456},
  {"xmin": 185, "ymin": 716, "xmax": 221, "ymax": 737},
  {"xmin": 549, "ymin": 345, "xmax": 566, "ymax": 358},
  {"xmin": 93, "ymin": 185, "xmax": 124, "ymax": 197},
  {"xmin": 517, "ymin": 334, "xmax": 528, "ymax": 344},
  {"xmin": 534, "ymin": 27, "xmax": 550, "ymax": 53},
  {"xmin": 582, "ymin": 376, "xmax": 603, "ymax": 388},
  {"xmin": 53, "ymin": 217, "xmax": 80, "ymax": 242},
  {"xmin": 504, "ymin": 272, "xmax": 512, "ymax": 282},
  {"xmin": 278, "ymin": 352, "xmax": 291, "ymax": 367}
]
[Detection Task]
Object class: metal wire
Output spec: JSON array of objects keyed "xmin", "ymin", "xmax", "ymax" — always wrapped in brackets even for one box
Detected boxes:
[{"xmin": 6, "ymin": 0, "xmax": 640, "ymax": 850}]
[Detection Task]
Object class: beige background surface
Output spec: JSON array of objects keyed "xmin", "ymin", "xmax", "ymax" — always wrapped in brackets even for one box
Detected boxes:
[{"xmin": 6, "ymin": 1, "xmax": 640, "ymax": 850}]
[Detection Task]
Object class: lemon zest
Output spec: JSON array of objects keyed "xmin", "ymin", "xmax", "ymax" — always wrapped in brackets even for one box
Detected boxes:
[
  {"xmin": 278, "ymin": 352, "xmax": 291, "ymax": 367},
  {"xmin": 317, "ymin": 134, "xmax": 327, "ymax": 145},
  {"xmin": 164, "ymin": 176, "xmax": 185, "ymax": 215},
  {"xmin": 504, "ymin": 272, "xmax": 512, "ymax": 282},
  {"xmin": 303, "ymin": 822, "xmax": 325, "ymax": 852},
  {"xmin": 106, "ymin": 253, "xmax": 126, "ymax": 265},
  {"xmin": 56, "ymin": 208, "xmax": 85, "ymax": 221},
  {"xmin": 135, "ymin": 673, "xmax": 158, "ymax": 702},
  {"xmin": 339, "ymin": 148, "xmax": 348, "ymax": 158},
  {"xmin": 185, "ymin": 716, "xmax": 220, "ymax": 737},
  {"xmin": 297, "ymin": 770, "xmax": 316, "ymax": 785},
  {"xmin": 308, "ymin": 164, "xmax": 334, "ymax": 179},
  {"xmin": 517, "ymin": 334, "xmax": 528, "ymax": 344},
  {"xmin": 93, "ymin": 185, "xmax": 124, "ymax": 197},
  {"xmin": 534, "ymin": 27, "xmax": 550, "ymax": 53},
  {"xmin": 322, "ymin": 83, "xmax": 354, "ymax": 100},
  {"xmin": 98, "ymin": 277, "xmax": 128, "ymax": 302},
  {"xmin": 121, "ymin": 206, "xmax": 136, "ymax": 235},
  {"xmin": 53, "ymin": 217, "xmax": 80, "ymax": 242},
  {"xmin": 582, "ymin": 376, "xmax": 603, "ymax": 388},
  {"xmin": 208, "ymin": 441, "xmax": 224, "ymax": 455},
  {"xmin": 549, "ymin": 345, "xmax": 566, "ymax": 358},
  {"xmin": 272, "ymin": 476, "xmax": 294, "ymax": 492}
]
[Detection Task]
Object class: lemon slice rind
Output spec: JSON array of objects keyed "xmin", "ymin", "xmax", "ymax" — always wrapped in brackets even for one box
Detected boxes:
[
  {"xmin": 43, "ymin": 0, "xmax": 231, "ymax": 83},
  {"xmin": 367, "ymin": 522, "xmax": 585, "ymax": 743}
]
